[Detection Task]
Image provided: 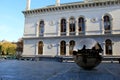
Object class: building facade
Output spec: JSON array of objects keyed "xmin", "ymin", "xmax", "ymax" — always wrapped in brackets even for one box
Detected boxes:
[{"xmin": 22, "ymin": 0, "xmax": 120, "ymax": 56}]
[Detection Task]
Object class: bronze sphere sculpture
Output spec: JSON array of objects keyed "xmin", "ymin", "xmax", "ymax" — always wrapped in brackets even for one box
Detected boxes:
[{"xmin": 73, "ymin": 38, "xmax": 103, "ymax": 70}]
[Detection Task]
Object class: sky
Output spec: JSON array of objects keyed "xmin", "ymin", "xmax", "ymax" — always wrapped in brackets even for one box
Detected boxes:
[{"xmin": 0, "ymin": 0, "xmax": 83, "ymax": 42}]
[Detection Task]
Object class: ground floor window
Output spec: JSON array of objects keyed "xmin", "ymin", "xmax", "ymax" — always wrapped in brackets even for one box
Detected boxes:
[
  {"xmin": 69, "ymin": 40, "xmax": 75, "ymax": 55},
  {"xmin": 60, "ymin": 41, "xmax": 66, "ymax": 55},
  {"xmin": 105, "ymin": 39, "xmax": 112, "ymax": 55},
  {"xmin": 38, "ymin": 41, "xmax": 43, "ymax": 55}
]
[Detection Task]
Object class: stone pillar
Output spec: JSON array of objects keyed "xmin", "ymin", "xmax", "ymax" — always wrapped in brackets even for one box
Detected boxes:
[
  {"xmin": 35, "ymin": 42, "xmax": 38, "ymax": 55},
  {"xmin": 66, "ymin": 43, "xmax": 69, "ymax": 56},
  {"xmin": 101, "ymin": 19, "xmax": 104, "ymax": 34},
  {"xmin": 57, "ymin": 21, "xmax": 60, "ymax": 36},
  {"xmin": 56, "ymin": 43, "xmax": 60, "ymax": 56},
  {"xmin": 36, "ymin": 22, "xmax": 39, "ymax": 37},
  {"xmin": 66, "ymin": 19, "xmax": 69, "ymax": 36},
  {"xmin": 76, "ymin": 19, "xmax": 79, "ymax": 35},
  {"xmin": 100, "ymin": 42, "xmax": 105, "ymax": 55}
]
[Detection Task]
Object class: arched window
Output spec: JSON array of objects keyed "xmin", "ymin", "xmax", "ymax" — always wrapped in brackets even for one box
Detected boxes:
[
  {"xmin": 61, "ymin": 19, "xmax": 66, "ymax": 35},
  {"xmin": 60, "ymin": 41, "xmax": 66, "ymax": 55},
  {"xmin": 69, "ymin": 18, "xmax": 76, "ymax": 35},
  {"xmin": 39, "ymin": 21, "xmax": 44, "ymax": 36},
  {"xmin": 103, "ymin": 15, "xmax": 111, "ymax": 34},
  {"xmin": 105, "ymin": 39, "xmax": 112, "ymax": 55},
  {"xmin": 69, "ymin": 40, "xmax": 75, "ymax": 55},
  {"xmin": 38, "ymin": 41, "xmax": 43, "ymax": 55},
  {"xmin": 78, "ymin": 17, "xmax": 85, "ymax": 35}
]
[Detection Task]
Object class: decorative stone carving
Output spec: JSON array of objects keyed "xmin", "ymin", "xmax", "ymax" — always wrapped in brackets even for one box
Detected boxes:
[
  {"xmin": 91, "ymin": 18, "xmax": 97, "ymax": 23},
  {"xmin": 49, "ymin": 21, "xmax": 54, "ymax": 26}
]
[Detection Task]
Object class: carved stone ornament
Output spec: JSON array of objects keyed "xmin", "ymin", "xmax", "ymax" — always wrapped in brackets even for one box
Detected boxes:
[
  {"xmin": 91, "ymin": 18, "xmax": 97, "ymax": 23},
  {"xmin": 49, "ymin": 21, "xmax": 54, "ymax": 26},
  {"xmin": 48, "ymin": 44, "xmax": 53, "ymax": 49}
]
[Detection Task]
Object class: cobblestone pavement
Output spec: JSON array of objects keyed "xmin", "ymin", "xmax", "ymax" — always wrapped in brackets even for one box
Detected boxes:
[{"xmin": 0, "ymin": 60, "xmax": 120, "ymax": 80}]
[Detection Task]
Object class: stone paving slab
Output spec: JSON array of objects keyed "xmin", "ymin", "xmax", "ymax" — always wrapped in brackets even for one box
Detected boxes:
[{"xmin": 0, "ymin": 60, "xmax": 120, "ymax": 80}]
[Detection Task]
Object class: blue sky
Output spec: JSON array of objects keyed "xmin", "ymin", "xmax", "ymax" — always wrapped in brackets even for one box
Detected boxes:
[{"xmin": 0, "ymin": 0, "xmax": 82, "ymax": 42}]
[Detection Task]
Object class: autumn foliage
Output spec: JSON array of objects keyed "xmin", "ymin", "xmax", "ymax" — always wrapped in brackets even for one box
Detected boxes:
[{"xmin": 0, "ymin": 41, "xmax": 17, "ymax": 55}]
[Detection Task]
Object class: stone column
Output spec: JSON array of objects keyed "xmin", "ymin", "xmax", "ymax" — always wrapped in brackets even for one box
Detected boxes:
[
  {"xmin": 36, "ymin": 22, "xmax": 39, "ymax": 37},
  {"xmin": 76, "ymin": 19, "xmax": 79, "ymax": 35},
  {"xmin": 101, "ymin": 19, "xmax": 104, "ymax": 34},
  {"xmin": 66, "ymin": 43, "xmax": 69, "ymax": 56},
  {"xmin": 35, "ymin": 42, "xmax": 38, "ymax": 55},
  {"xmin": 103, "ymin": 42, "xmax": 106, "ymax": 56},
  {"xmin": 57, "ymin": 21, "xmax": 60, "ymax": 36},
  {"xmin": 56, "ymin": 43, "xmax": 60, "ymax": 56},
  {"xmin": 66, "ymin": 19, "xmax": 69, "ymax": 36}
]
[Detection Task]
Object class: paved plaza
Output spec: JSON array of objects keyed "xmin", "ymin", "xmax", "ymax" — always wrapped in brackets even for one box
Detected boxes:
[{"xmin": 0, "ymin": 60, "xmax": 120, "ymax": 80}]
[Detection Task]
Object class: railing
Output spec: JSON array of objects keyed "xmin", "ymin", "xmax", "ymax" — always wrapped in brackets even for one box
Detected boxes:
[
  {"xmin": 78, "ymin": 31, "xmax": 85, "ymax": 35},
  {"xmin": 102, "ymin": 55, "xmax": 120, "ymax": 63},
  {"xmin": 104, "ymin": 30, "xmax": 111, "ymax": 34},
  {"xmin": 61, "ymin": 32, "xmax": 66, "ymax": 36},
  {"xmin": 69, "ymin": 32, "xmax": 76, "ymax": 35},
  {"xmin": 39, "ymin": 33, "xmax": 44, "ymax": 36}
]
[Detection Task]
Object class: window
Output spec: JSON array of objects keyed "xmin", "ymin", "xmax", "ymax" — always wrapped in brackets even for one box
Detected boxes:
[
  {"xmin": 105, "ymin": 39, "xmax": 112, "ymax": 55},
  {"xmin": 78, "ymin": 17, "xmax": 85, "ymax": 35},
  {"xmin": 60, "ymin": 41, "xmax": 66, "ymax": 55},
  {"xmin": 69, "ymin": 18, "xmax": 76, "ymax": 35},
  {"xmin": 61, "ymin": 19, "xmax": 66, "ymax": 35},
  {"xmin": 69, "ymin": 40, "xmax": 75, "ymax": 55},
  {"xmin": 103, "ymin": 15, "xmax": 111, "ymax": 34},
  {"xmin": 39, "ymin": 21, "xmax": 44, "ymax": 36},
  {"xmin": 38, "ymin": 41, "xmax": 43, "ymax": 55}
]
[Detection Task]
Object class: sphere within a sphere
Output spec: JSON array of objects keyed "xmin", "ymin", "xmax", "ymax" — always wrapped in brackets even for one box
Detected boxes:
[{"xmin": 73, "ymin": 38, "xmax": 103, "ymax": 70}]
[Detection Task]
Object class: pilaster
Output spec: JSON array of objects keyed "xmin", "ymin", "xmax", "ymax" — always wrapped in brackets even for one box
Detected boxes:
[
  {"xmin": 76, "ymin": 19, "xmax": 79, "ymax": 35},
  {"xmin": 66, "ymin": 43, "xmax": 69, "ymax": 56},
  {"xmin": 66, "ymin": 19, "xmax": 69, "ymax": 36}
]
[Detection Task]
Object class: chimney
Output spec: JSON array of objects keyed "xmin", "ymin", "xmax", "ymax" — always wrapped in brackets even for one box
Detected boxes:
[
  {"xmin": 26, "ymin": 0, "xmax": 31, "ymax": 10},
  {"xmin": 56, "ymin": 0, "xmax": 60, "ymax": 6}
]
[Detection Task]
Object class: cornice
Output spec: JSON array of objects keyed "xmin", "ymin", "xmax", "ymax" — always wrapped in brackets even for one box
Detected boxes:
[
  {"xmin": 22, "ymin": 0, "xmax": 120, "ymax": 15},
  {"xmin": 23, "ymin": 34, "xmax": 120, "ymax": 40}
]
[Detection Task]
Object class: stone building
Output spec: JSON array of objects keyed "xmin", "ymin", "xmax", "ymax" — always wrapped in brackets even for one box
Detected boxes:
[{"xmin": 22, "ymin": 0, "xmax": 120, "ymax": 56}]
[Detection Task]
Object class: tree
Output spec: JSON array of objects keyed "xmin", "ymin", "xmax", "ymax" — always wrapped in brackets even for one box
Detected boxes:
[
  {"xmin": 0, "ymin": 41, "xmax": 17, "ymax": 55},
  {"xmin": 15, "ymin": 38, "xmax": 23, "ymax": 59}
]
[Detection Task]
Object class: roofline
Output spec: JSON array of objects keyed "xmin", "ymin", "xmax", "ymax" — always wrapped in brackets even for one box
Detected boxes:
[{"xmin": 22, "ymin": 0, "xmax": 120, "ymax": 15}]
